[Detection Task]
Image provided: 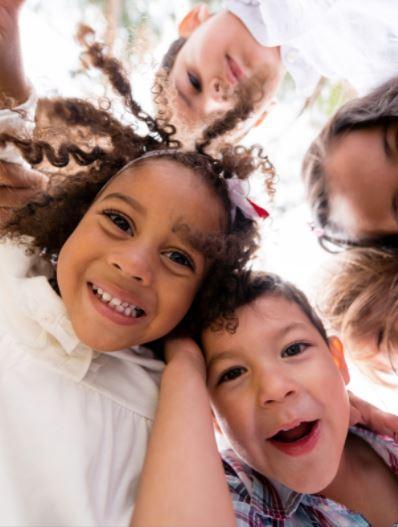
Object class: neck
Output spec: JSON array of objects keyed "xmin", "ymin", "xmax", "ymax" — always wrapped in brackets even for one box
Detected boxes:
[{"xmin": 320, "ymin": 432, "xmax": 366, "ymax": 504}]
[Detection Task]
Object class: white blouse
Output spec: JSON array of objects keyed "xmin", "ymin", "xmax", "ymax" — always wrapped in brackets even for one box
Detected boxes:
[
  {"xmin": 0, "ymin": 242, "xmax": 163, "ymax": 526},
  {"xmin": 226, "ymin": 0, "xmax": 398, "ymax": 96}
]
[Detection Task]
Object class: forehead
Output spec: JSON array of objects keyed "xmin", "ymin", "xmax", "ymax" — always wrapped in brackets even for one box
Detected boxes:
[
  {"xmin": 203, "ymin": 296, "xmax": 314, "ymax": 356},
  {"xmin": 326, "ymin": 128, "xmax": 398, "ymax": 237},
  {"xmin": 99, "ymin": 157, "xmax": 225, "ymax": 230}
]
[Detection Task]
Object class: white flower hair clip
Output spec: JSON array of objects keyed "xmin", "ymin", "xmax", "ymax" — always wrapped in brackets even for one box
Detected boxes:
[{"xmin": 226, "ymin": 177, "xmax": 269, "ymax": 222}]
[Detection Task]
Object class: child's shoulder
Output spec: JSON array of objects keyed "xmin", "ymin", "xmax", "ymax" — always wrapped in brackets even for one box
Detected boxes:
[
  {"xmin": 350, "ymin": 425, "xmax": 398, "ymax": 475},
  {"xmin": 221, "ymin": 448, "xmax": 301, "ymax": 525}
]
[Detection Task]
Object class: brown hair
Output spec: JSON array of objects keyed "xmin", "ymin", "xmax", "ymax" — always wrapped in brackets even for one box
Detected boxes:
[
  {"xmin": 0, "ymin": 37, "xmax": 277, "ymax": 333},
  {"xmin": 200, "ymin": 270, "xmax": 328, "ymax": 343},
  {"xmin": 316, "ymin": 248, "xmax": 398, "ymax": 381},
  {"xmin": 302, "ymin": 75, "xmax": 398, "ymax": 250}
]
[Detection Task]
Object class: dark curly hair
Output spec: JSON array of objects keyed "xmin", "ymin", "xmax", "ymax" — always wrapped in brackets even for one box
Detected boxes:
[
  {"xmin": 0, "ymin": 37, "xmax": 276, "ymax": 334},
  {"xmin": 302, "ymin": 75, "xmax": 398, "ymax": 252},
  {"xmin": 199, "ymin": 270, "xmax": 328, "ymax": 344}
]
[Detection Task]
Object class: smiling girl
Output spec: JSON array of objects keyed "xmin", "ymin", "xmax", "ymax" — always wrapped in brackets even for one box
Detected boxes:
[{"xmin": 0, "ymin": 37, "xmax": 269, "ymax": 525}]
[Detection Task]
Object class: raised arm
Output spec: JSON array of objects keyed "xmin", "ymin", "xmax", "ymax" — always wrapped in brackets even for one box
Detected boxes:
[
  {"xmin": 131, "ymin": 338, "xmax": 236, "ymax": 527},
  {"xmin": 0, "ymin": 0, "xmax": 30, "ymax": 105}
]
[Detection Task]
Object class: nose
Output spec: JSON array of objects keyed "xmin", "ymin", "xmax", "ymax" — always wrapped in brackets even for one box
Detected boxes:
[
  {"xmin": 209, "ymin": 77, "xmax": 228, "ymax": 100},
  {"xmin": 256, "ymin": 370, "xmax": 297, "ymax": 407},
  {"xmin": 109, "ymin": 246, "xmax": 154, "ymax": 286}
]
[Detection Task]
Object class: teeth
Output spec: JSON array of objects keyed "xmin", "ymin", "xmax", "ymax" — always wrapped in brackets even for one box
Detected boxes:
[{"xmin": 90, "ymin": 283, "xmax": 145, "ymax": 318}]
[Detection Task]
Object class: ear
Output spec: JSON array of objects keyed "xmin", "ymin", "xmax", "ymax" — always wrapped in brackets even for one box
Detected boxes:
[
  {"xmin": 178, "ymin": 3, "xmax": 211, "ymax": 38},
  {"xmin": 328, "ymin": 336, "xmax": 350, "ymax": 385}
]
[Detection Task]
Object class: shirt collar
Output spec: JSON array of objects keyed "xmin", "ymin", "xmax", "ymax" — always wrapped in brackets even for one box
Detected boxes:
[
  {"xmin": 222, "ymin": 450, "xmax": 304, "ymax": 519},
  {"xmin": 223, "ymin": 426, "xmax": 398, "ymax": 520},
  {"xmin": 0, "ymin": 242, "xmax": 93, "ymax": 382}
]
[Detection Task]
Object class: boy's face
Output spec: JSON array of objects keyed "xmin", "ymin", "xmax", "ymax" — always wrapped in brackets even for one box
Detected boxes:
[
  {"xmin": 203, "ymin": 295, "xmax": 350, "ymax": 494},
  {"xmin": 168, "ymin": 10, "xmax": 283, "ymax": 128}
]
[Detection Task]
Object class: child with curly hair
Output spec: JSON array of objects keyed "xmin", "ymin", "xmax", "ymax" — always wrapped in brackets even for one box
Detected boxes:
[
  {"xmin": 132, "ymin": 271, "xmax": 398, "ymax": 527},
  {"xmin": 0, "ymin": 16, "xmax": 277, "ymax": 523},
  {"xmin": 161, "ymin": 0, "xmax": 398, "ymax": 130}
]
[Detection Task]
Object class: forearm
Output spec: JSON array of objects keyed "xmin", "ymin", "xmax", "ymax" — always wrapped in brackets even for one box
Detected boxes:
[
  {"xmin": 0, "ymin": 1, "xmax": 30, "ymax": 106},
  {"xmin": 132, "ymin": 355, "xmax": 236, "ymax": 527}
]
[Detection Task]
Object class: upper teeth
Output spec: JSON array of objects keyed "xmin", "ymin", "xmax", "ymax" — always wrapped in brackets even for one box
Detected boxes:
[{"xmin": 90, "ymin": 284, "xmax": 145, "ymax": 318}]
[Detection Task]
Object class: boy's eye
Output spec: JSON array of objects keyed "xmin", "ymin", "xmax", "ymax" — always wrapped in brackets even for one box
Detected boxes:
[
  {"xmin": 218, "ymin": 366, "xmax": 246, "ymax": 385},
  {"xmin": 188, "ymin": 72, "xmax": 201, "ymax": 92},
  {"xmin": 103, "ymin": 210, "xmax": 133, "ymax": 235},
  {"xmin": 282, "ymin": 342, "xmax": 309, "ymax": 358},
  {"xmin": 163, "ymin": 249, "xmax": 195, "ymax": 270}
]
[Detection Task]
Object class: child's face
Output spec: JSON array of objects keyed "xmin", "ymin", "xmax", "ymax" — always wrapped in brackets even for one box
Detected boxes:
[
  {"xmin": 326, "ymin": 124, "xmax": 398, "ymax": 239},
  {"xmin": 203, "ymin": 295, "xmax": 350, "ymax": 494},
  {"xmin": 57, "ymin": 158, "xmax": 225, "ymax": 351},
  {"xmin": 168, "ymin": 10, "xmax": 282, "ymax": 128}
]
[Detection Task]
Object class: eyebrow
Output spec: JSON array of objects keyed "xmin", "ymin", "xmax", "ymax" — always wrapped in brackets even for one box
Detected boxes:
[
  {"xmin": 206, "ymin": 321, "xmax": 311, "ymax": 371},
  {"xmin": 206, "ymin": 351, "xmax": 237, "ymax": 373},
  {"xmin": 99, "ymin": 192, "xmax": 146, "ymax": 215}
]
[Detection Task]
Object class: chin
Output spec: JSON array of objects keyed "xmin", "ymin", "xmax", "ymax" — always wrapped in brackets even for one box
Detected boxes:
[{"xmin": 283, "ymin": 467, "xmax": 338, "ymax": 495}]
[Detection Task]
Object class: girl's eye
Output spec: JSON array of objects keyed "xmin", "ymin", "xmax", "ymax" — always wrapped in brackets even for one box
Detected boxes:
[
  {"xmin": 103, "ymin": 210, "xmax": 133, "ymax": 235},
  {"xmin": 188, "ymin": 72, "xmax": 201, "ymax": 92},
  {"xmin": 282, "ymin": 342, "xmax": 309, "ymax": 358},
  {"xmin": 218, "ymin": 367, "xmax": 246, "ymax": 385},
  {"xmin": 163, "ymin": 249, "xmax": 195, "ymax": 270}
]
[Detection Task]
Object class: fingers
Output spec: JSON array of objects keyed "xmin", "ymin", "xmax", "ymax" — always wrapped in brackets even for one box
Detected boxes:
[
  {"xmin": 0, "ymin": 161, "xmax": 47, "ymax": 188},
  {"xmin": 0, "ymin": 162, "xmax": 47, "ymax": 223},
  {"xmin": 348, "ymin": 390, "xmax": 398, "ymax": 439}
]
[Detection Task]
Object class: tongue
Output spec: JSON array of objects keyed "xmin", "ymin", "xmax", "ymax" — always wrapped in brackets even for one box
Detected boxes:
[{"xmin": 272, "ymin": 422, "xmax": 313, "ymax": 443}]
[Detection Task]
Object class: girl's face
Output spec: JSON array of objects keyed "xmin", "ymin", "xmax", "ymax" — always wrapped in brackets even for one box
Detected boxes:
[
  {"xmin": 57, "ymin": 158, "xmax": 225, "ymax": 351},
  {"xmin": 168, "ymin": 10, "xmax": 282, "ymax": 127},
  {"xmin": 325, "ymin": 125, "xmax": 398, "ymax": 239}
]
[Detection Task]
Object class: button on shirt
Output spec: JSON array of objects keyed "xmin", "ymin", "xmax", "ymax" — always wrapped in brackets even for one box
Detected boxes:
[
  {"xmin": 223, "ymin": 426, "xmax": 398, "ymax": 526},
  {"xmin": 226, "ymin": 0, "xmax": 398, "ymax": 96},
  {"xmin": 0, "ymin": 241, "xmax": 164, "ymax": 526}
]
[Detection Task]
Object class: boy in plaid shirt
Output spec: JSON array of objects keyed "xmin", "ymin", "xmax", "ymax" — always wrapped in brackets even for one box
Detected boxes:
[{"xmin": 133, "ymin": 271, "xmax": 398, "ymax": 527}]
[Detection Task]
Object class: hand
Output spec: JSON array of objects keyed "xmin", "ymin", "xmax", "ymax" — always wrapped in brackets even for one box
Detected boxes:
[
  {"xmin": 0, "ymin": 161, "xmax": 47, "ymax": 223},
  {"xmin": 164, "ymin": 337, "xmax": 206, "ymax": 378},
  {"xmin": 349, "ymin": 391, "xmax": 398, "ymax": 440}
]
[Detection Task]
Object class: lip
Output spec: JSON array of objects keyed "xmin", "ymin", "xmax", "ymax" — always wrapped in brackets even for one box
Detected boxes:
[
  {"xmin": 268, "ymin": 420, "xmax": 321, "ymax": 457},
  {"xmin": 225, "ymin": 55, "xmax": 246, "ymax": 85},
  {"xmin": 87, "ymin": 281, "xmax": 150, "ymax": 327}
]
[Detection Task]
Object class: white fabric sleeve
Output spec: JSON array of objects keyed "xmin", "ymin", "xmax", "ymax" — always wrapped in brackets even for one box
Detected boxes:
[
  {"xmin": 226, "ymin": 0, "xmax": 398, "ymax": 96},
  {"xmin": 0, "ymin": 90, "xmax": 38, "ymax": 167},
  {"xmin": 225, "ymin": 0, "xmax": 337, "ymax": 47}
]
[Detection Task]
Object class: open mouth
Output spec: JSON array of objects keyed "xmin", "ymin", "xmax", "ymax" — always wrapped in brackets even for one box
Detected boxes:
[
  {"xmin": 88, "ymin": 282, "xmax": 146, "ymax": 319},
  {"xmin": 270, "ymin": 420, "xmax": 318, "ymax": 443},
  {"xmin": 268, "ymin": 420, "xmax": 320, "ymax": 456}
]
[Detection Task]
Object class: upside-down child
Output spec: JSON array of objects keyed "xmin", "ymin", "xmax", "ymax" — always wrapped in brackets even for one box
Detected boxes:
[
  {"xmin": 162, "ymin": 0, "xmax": 398, "ymax": 130},
  {"xmin": 133, "ymin": 271, "xmax": 398, "ymax": 527}
]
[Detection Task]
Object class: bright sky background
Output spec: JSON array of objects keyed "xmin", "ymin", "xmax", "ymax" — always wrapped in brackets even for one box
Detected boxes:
[{"xmin": 19, "ymin": 1, "xmax": 398, "ymax": 414}]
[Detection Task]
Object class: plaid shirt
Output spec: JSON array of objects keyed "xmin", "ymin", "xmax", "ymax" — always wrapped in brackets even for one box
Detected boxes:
[{"xmin": 222, "ymin": 427, "xmax": 398, "ymax": 526}]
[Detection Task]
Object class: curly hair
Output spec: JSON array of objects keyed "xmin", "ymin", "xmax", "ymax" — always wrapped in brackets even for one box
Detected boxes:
[
  {"xmin": 0, "ymin": 37, "xmax": 276, "ymax": 334},
  {"xmin": 197, "ymin": 269, "xmax": 328, "ymax": 343},
  {"xmin": 302, "ymin": 75, "xmax": 398, "ymax": 250},
  {"xmin": 316, "ymin": 248, "xmax": 398, "ymax": 381}
]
